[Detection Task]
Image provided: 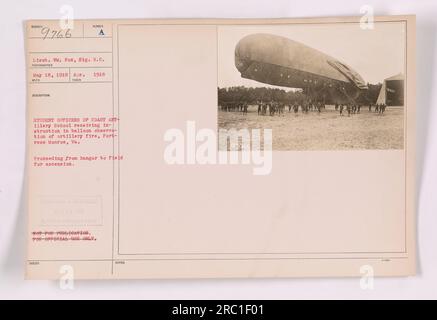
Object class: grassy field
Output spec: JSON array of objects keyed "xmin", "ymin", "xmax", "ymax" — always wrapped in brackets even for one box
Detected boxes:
[{"xmin": 218, "ymin": 105, "xmax": 404, "ymax": 150}]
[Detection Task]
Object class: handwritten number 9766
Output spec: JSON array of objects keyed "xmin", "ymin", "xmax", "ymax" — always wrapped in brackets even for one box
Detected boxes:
[{"xmin": 41, "ymin": 27, "xmax": 72, "ymax": 40}]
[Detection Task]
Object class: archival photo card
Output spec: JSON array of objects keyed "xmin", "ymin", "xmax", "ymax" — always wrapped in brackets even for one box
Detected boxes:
[{"xmin": 25, "ymin": 16, "xmax": 416, "ymax": 279}]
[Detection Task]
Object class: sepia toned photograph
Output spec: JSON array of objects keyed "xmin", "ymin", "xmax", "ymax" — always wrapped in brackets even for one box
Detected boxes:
[{"xmin": 218, "ymin": 22, "xmax": 406, "ymax": 150}]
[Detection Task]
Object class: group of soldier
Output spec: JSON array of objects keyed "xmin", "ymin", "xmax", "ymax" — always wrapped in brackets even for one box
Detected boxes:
[
  {"xmin": 335, "ymin": 102, "xmax": 387, "ymax": 116},
  {"xmin": 335, "ymin": 103, "xmax": 362, "ymax": 116},
  {"xmin": 219, "ymin": 102, "xmax": 249, "ymax": 113},
  {"xmin": 219, "ymin": 100, "xmax": 388, "ymax": 117},
  {"xmin": 256, "ymin": 100, "xmax": 326, "ymax": 116},
  {"xmin": 372, "ymin": 103, "xmax": 387, "ymax": 115},
  {"xmin": 257, "ymin": 101, "xmax": 288, "ymax": 116}
]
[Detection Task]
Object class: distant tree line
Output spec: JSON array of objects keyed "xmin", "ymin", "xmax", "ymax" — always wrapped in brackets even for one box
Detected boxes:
[
  {"xmin": 218, "ymin": 86, "xmax": 305, "ymax": 105},
  {"xmin": 218, "ymin": 83, "xmax": 382, "ymax": 105}
]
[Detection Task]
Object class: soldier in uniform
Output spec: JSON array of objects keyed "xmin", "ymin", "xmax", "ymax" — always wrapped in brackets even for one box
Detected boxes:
[
  {"xmin": 243, "ymin": 102, "xmax": 248, "ymax": 114},
  {"xmin": 346, "ymin": 104, "xmax": 351, "ymax": 117}
]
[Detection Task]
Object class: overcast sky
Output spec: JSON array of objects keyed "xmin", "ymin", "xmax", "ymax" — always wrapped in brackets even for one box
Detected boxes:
[{"xmin": 218, "ymin": 21, "xmax": 405, "ymax": 89}]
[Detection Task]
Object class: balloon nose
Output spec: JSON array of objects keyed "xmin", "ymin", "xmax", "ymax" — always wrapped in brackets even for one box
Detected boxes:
[{"xmin": 235, "ymin": 53, "xmax": 251, "ymax": 73}]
